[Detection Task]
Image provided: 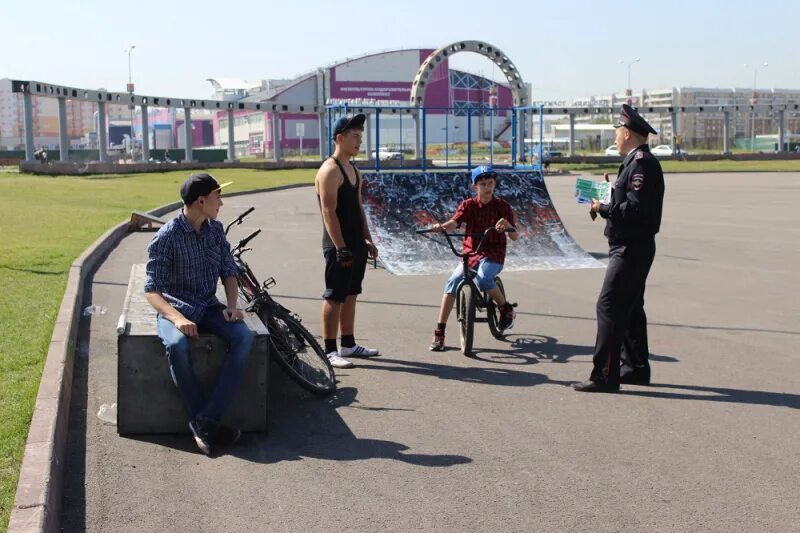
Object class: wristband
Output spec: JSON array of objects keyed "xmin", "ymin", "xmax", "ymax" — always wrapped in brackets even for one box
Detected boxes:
[{"xmin": 336, "ymin": 248, "xmax": 353, "ymax": 263}]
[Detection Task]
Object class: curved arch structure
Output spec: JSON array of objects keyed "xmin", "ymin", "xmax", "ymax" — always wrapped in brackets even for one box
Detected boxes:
[{"xmin": 409, "ymin": 40, "xmax": 527, "ymax": 107}]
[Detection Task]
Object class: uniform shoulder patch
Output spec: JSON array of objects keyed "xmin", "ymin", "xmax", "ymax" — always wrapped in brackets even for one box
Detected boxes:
[
  {"xmin": 631, "ymin": 174, "xmax": 645, "ymax": 190},
  {"xmin": 635, "ymin": 150, "xmax": 644, "ymax": 159}
]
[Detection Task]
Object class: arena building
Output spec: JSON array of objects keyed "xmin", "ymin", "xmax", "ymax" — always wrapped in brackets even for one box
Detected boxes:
[{"xmin": 208, "ymin": 48, "xmax": 523, "ymax": 159}]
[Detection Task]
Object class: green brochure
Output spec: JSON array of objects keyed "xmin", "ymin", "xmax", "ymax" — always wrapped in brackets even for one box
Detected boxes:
[{"xmin": 574, "ymin": 177, "xmax": 611, "ymax": 204}]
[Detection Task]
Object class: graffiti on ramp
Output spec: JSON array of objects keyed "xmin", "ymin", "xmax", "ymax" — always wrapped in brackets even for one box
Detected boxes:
[{"xmin": 360, "ymin": 170, "xmax": 603, "ymax": 276}]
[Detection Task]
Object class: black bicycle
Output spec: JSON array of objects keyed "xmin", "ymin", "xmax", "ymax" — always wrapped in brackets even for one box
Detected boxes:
[
  {"xmin": 226, "ymin": 208, "xmax": 336, "ymax": 395},
  {"xmin": 416, "ymin": 226, "xmax": 516, "ymax": 356}
]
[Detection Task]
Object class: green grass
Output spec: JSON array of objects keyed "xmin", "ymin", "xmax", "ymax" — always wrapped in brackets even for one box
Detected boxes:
[
  {"xmin": 0, "ymin": 168, "xmax": 315, "ymax": 530},
  {"xmin": 555, "ymin": 159, "xmax": 800, "ymax": 175}
]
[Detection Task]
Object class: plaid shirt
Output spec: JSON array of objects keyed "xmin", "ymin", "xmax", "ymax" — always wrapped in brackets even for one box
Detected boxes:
[
  {"xmin": 144, "ymin": 213, "xmax": 239, "ymax": 323},
  {"xmin": 452, "ymin": 196, "xmax": 515, "ymax": 269}
]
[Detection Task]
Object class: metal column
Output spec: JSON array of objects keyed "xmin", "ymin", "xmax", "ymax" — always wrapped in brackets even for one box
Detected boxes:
[
  {"xmin": 722, "ymin": 110, "xmax": 730, "ymax": 154},
  {"xmin": 414, "ymin": 113, "xmax": 421, "ymax": 163},
  {"xmin": 670, "ymin": 112, "xmax": 678, "ymax": 152},
  {"xmin": 318, "ymin": 112, "xmax": 326, "ymax": 160},
  {"xmin": 568, "ymin": 114, "xmax": 576, "ymax": 157},
  {"xmin": 227, "ymin": 109, "xmax": 235, "ymax": 161},
  {"xmin": 467, "ymin": 109, "xmax": 472, "ymax": 169},
  {"xmin": 271, "ymin": 112, "xmax": 281, "ymax": 161},
  {"xmin": 421, "ymin": 108, "xmax": 427, "ymax": 171},
  {"xmin": 375, "ymin": 110, "xmax": 381, "ymax": 172},
  {"xmin": 183, "ymin": 108, "xmax": 193, "ymax": 162},
  {"xmin": 140, "ymin": 105, "xmax": 150, "ymax": 161},
  {"xmin": 364, "ymin": 114, "xmax": 372, "ymax": 160},
  {"xmin": 516, "ymin": 109, "xmax": 525, "ymax": 164},
  {"xmin": 98, "ymin": 102, "xmax": 108, "ymax": 163},
  {"xmin": 511, "ymin": 110, "xmax": 518, "ymax": 164},
  {"xmin": 23, "ymin": 92, "xmax": 35, "ymax": 162},
  {"xmin": 58, "ymin": 98, "xmax": 69, "ymax": 161},
  {"xmin": 777, "ymin": 110, "xmax": 786, "ymax": 152}
]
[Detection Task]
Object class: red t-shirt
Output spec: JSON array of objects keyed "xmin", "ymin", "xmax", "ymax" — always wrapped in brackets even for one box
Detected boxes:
[{"xmin": 452, "ymin": 196, "xmax": 515, "ymax": 268}]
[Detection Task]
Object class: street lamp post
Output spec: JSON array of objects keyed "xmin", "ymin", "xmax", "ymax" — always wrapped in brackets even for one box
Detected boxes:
[
  {"xmin": 125, "ymin": 45, "xmax": 136, "ymax": 85},
  {"xmin": 618, "ymin": 58, "xmax": 640, "ymax": 105},
  {"xmin": 125, "ymin": 45, "xmax": 136, "ymax": 159},
  {"xmin": 743, "ymin": 62, "xmax": 768, "ymax": 152}
]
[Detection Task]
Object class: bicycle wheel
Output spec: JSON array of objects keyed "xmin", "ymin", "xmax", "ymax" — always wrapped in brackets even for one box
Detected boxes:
[
  {"xmin": 458, "ymin": 283, "xmax": 475, "ymax": 356},
  {"xmin": 487, "ymin": 277, "xmax": 507, "ymax": 339},
  {"xmin": 263, "ymin": 308, "xmax": 336, "ymax": 396}
]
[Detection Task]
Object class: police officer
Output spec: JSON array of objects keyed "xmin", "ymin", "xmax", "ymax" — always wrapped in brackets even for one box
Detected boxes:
[{"xmin": 574, "ymin": 104, "xmax": 665, "ymax": 392}]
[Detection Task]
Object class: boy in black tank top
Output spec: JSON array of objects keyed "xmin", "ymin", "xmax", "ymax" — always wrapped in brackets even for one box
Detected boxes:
[{"xmin": 314, "ymin": 114, "xmax": 380, "ymax": 368}]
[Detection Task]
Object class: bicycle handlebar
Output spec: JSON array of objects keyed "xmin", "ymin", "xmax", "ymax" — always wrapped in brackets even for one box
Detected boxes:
[
  {"xmin": 415, "ymin": 227, "xmax": 515, "ymax": 236},
  {"xmin": 225, "ymin": 207, "xmax": 255, "ymax": 235},
  {"xmin": 234, "ymin": 229, "xmax": 261, "ymax": 252},
  {"xmin": 415, "ymin": 226, "xmax": 515, "ymax": 258}
]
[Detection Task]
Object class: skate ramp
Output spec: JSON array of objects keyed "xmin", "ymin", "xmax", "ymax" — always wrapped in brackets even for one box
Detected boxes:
[{"xmin": 360, "ymin": 170, "xmax": 603, "ymax": 276}]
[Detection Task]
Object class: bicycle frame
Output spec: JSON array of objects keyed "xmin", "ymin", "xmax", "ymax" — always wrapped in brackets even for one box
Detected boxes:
[
  {"xmin": 224, "ymin": 207, "xmax": 283, "ymax": 318},
  {"xmin": 419, "ymin": 226, "xmax": 510, "ymax": 309},
  {"xmin": 416, "ymin": 225, "xmax": 515, "ymax": 354},
  {"xmin": 224, "ymin": 208, "xmax": 336, "ymax": 395}
]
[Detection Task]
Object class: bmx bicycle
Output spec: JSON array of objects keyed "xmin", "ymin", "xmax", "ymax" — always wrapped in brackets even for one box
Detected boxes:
[
  {"xmin": 415, "ymin": 226, "xmax": 517, "ymax": 356},
  {"xmin": 226, "ymin": 208, "xmax": 335, "ymax": 395}
]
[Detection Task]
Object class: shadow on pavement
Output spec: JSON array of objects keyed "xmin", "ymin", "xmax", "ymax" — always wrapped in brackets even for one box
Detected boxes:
[
  {"xmin": 470, "ymin": 334, "xmax": 678, "ymax": 365},
  {"xmin": 358, "ymin": 357, "xmax": 549, "ymax": 387},
  {"xmin": 61, "ymin": 281, "xmax": 93, "ymax": 533},
  {"xmin": 230, "ymin": 385, "xmax": 472, "ymax": 466},
  {"xmin": 121, "ymin": 382, "xmax": 473, "ymax": 467},
  {"xmin": 620, "ymin": 383, "xmax": 800, "ymax": 409}
]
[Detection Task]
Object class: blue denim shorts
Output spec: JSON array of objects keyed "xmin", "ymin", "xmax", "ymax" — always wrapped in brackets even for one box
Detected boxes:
[{"xmin": 443, "ymin": 258, "xmax": 503, "ymax": 295}]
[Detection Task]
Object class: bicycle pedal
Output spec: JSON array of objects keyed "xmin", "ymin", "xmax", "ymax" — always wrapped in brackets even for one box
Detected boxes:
[{"xmin": 263, "ymin": 277, "xmax": 277, "ymax": 290}]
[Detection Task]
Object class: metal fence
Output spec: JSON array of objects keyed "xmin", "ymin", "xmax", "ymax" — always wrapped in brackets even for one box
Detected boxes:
[{"xmin": 325, "ymin": 103, "xmax": 545, "ymax": 172}]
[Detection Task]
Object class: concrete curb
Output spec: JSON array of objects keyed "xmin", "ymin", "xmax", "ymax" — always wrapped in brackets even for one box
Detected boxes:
[{"xmin": 7, "ymin": 182, "xmax": 313, "ymax": 533}]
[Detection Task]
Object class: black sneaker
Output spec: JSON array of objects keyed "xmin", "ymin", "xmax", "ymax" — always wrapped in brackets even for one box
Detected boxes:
[
  {"xmin": 572, "ymin": 379, "xmax": 620, "ymax": 393},
  {"xmin": 212, "ymin": 423, "xmax": 242, "ymax": 446},
  {"xmin": 498, "ymin": 303, "xmax": 516, "ymax": 331},
  {"xmin": 189, "ymin": 419, "xmax": 214, "ymax": 456}
]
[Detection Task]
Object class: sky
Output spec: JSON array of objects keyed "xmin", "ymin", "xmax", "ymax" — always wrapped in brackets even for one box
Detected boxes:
[{"xmin": 1, "ymin": 0, "xmax": 797, "ymax": 103}]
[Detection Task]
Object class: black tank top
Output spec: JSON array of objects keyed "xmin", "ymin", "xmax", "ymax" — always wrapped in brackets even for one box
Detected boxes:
[{"xmin": 320, "ymin": 158, "xmax": 365, "ymax": 251}]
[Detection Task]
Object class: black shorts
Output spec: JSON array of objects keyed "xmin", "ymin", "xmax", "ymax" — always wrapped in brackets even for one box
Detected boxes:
[{"xmin": 322, "ymin": 247, "xmax": 368, "ymax": 303}]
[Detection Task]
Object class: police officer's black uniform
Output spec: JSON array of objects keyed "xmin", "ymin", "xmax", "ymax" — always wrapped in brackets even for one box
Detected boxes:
[{"xmin": 575, "ymin": 104, "xmax": 664, "ymax": 392}]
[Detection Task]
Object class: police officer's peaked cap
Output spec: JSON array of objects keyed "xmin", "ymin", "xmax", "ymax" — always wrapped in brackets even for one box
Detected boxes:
[{"xmin": 615, "ymin": 104, "xmax": 657, "ymax": 136}]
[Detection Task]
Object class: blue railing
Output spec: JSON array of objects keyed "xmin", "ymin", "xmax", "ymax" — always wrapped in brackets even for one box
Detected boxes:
[{"xmin": 324, "ymin": 103, "xmax": 544, "ymax": 172}]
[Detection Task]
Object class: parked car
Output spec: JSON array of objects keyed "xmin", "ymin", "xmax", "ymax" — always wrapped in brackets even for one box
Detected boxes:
[
  {"xmin": 604, "ymin": 145, "xmax": 620, "ymax": 156},
  {"xmin": 651, "ymin": 145, "xmax": 673, "ymax": 157},
  {"xmin": 372, "ymin": 149, "xmax": 402, "ymax": 160}
]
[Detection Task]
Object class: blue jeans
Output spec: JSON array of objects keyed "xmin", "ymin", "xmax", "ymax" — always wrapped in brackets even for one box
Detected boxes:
[
  {"xmin": 157, "ymin": 306, "xmax": 255, "ymax": 423},
  {"xmin": 443, "ymin": 258, "xmax": 503, "ymax": 295}
]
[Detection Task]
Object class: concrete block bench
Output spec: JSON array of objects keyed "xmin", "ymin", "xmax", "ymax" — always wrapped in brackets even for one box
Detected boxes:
[
  {"xmin": 128, "ymin": 210, "xmax": 168, "ymax": 231},
  {"xmin": 116, "ymin": 264, "xmax": 269, "ymax": 435}
]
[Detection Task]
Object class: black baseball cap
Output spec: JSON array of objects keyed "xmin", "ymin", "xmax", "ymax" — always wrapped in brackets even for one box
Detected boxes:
[
  {"xmin": 180, "ymin": 172, "xmax": 232, "ymax": 204},
  {"xmin": 615, "ymin": 103, "xmax": 657, "ymax": 136},
  {"xmin": 333, "ymin": 113, "xmax": 366, "ymax": 137}
]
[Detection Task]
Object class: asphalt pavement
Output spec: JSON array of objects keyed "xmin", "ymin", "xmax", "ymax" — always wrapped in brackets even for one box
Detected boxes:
[{"xmin": 61, "ymin": 172, "xmax": 800, "ymax": 532}]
